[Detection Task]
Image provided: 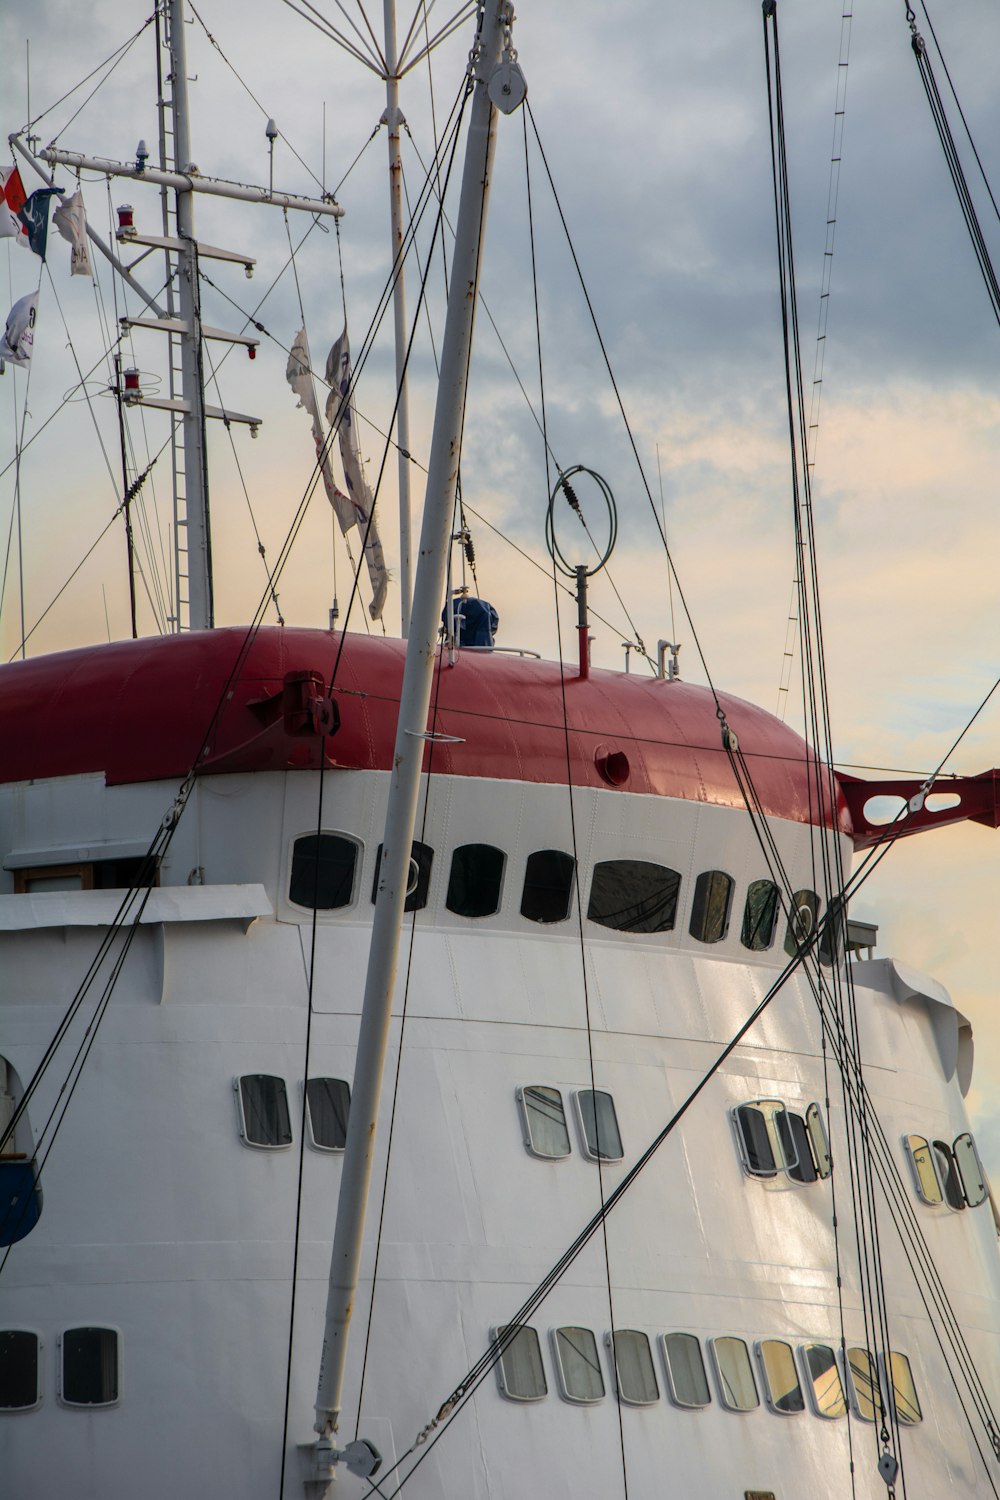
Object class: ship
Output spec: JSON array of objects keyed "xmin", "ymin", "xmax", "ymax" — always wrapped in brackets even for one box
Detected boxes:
[{"xmin": 2, "ymin": 2, "xmax": 1000, "ymax": 1498}]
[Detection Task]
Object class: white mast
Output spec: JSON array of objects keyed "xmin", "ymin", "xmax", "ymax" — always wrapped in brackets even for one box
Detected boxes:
[
  {"xmin": 383, "ymin": 0, "xmax": 413, "ymax": 637},
  {"xmin": 165, "ymin": 0, "xmax": 212, "ymax": 631},
  {"xmin": 309, "ymin": 0, "xmax": 518, "ymax": 1468}
]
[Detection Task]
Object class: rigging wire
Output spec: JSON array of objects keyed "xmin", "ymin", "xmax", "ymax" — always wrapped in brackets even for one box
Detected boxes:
[
  {"xmin": 18, "ymin": 14, "xmax": 156, "ymax": 138},
  {"xmin": 525, "ymin": 97, "xmax": 630, "ymax": 1500}
]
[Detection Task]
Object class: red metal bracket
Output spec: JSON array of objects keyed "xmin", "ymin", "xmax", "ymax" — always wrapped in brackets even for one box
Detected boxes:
[
  {"xmin": 837, "ymin": 769, "xmax": 1000, "ymax": 849},
  {"xmin": 282, "ymin": 670, "xmax": 341, "ymax": 739}
]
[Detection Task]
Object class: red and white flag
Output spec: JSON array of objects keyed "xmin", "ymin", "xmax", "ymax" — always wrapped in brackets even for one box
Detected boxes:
[{"xmin": 0, "ymin": 167, "xmax": 29, "ymax": 247}]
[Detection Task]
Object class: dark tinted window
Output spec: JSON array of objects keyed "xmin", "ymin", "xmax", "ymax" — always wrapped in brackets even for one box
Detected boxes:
[
  {"xmin": 777, "ymin": 1110, "xmax": 818, "ymax": 1183},
  {"xmin": 0, "ymin": 1330, "xmax": 39, "ymax": 1410},
  {"xmin": 588, "ymin": 860, "xmax": 680, "ymax": 934},
  {"xmin": 741, "ymin": 879, "xmax": 779, "ymax": 951},
  {"xmin": 758, "ymin": 1339, "xmax": 805, "ymax": 1414},
  {"xmin": 306, "ymin": 1078, "xmax": 351, "ymax": 1151},
  {"xmin": 784, "ymin": 890, "xmax": 820, "ymax": 957},
  {"xmin": 519, "ymin": 1086, "xmax": 571, "ymax": 1159},
  {"xmin": 0, "ymin": 1161, "xmax": 41, "ymax": 1246},
  {"xmin": 689, "ymin": 870, "xmax": 733, "ymax": 943},
  {"xmin": 520, "ymin": 850, "xmax": 575, "ymax": 924},
  {"xmin": 734, "ymin": 1103, "xmax": 777, "ymax": 1176},
  {"xmin": 289, "ymin": 834, "xmax": 358, "ymax": 910},
  {"xmin": 933, "ymin": 1141, "xmax": 966, "ymax": 1211},
  {"xmin": 238, "ymin": 1075, "xmax": 292, "ymax": 1148},
  {"xmin": 446, "ymin": 843, "xmax": 505, "ymax": 918},
  {"xmin": 62, "ymin": 1327, "xmax": 119, "ymax": 1406},
  {"xmin": 612, "ymin": 1330, "xmax": 659, "ymax": 1405},
  {"xmin": 372, "ymin": 841, "xmax": 433, "ymax": 912},
  {"xmin": 576, "ymin": 1089, "xmax": 623, "ymax": 1161}
]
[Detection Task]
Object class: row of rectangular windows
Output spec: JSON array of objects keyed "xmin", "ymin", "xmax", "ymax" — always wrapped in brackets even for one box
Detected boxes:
[
  {"xmin": 494, "ymin": 1325, "xmax": 921, "ymax": 1426},
  {"xmin": 0, "ymin": 1327, "xmax": 119, "ymax": 1411},
  {"xmin": 291, "ymin": 835, "xmax": 836, "ymax": 957},
  {"xmin": 235, "ymin": 1075, "xmax": 350, "ymax": 1151}
]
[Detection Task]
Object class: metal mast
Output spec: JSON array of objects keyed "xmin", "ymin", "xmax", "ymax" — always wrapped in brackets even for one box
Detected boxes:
[
  {"xmin": 165, "ymin": 0, "xmax": 213, "ymax": 630},
  {"xmin": 309, "ymin": 0, "xmax": 518, "ymax": 1471},
  {"xmin": 383, "ymin": 0, "xmax": 413, "ymax": 636}
]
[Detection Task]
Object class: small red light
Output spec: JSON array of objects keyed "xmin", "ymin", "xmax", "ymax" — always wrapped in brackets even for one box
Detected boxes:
[{"xmin": 248, "ymin": 345, "xmax": 256, "ymax": 360}]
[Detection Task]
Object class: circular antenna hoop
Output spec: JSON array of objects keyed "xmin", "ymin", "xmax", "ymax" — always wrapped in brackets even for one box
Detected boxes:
[{"xmin": 545, "ymin": 465, "xmax": 618, "ymax": 579}]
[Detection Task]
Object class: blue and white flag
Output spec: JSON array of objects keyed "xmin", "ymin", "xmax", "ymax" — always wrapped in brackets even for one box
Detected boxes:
[{"xmin": 17, "ymin": 188, "xmax": 61, "ymax": 259}]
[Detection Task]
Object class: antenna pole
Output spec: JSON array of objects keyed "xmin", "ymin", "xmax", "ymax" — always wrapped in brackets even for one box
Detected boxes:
[
  {"xmin": 311, "ymin": 0, "xmax": 511, "ymax": 1453},
  {"xmin": 166, "ymin": 0, "xmax": 213, "ymax": 630},
  {"xmin": 383, "ymin": 0, "xmax": 413, "ymax": 636}
]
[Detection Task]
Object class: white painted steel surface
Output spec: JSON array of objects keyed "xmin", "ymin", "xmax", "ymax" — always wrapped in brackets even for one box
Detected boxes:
[{"xmin": 1, "ymin": 763, "xmax": 998, "ymax": 1496}]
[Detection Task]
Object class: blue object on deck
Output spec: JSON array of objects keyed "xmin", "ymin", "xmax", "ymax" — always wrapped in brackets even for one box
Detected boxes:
[
  {"xmin": 444, "ymin": 597, "xmax": 498, "ymax": 648},
  {"xmin": 0, "ymin": 1161, "xmax": 41, "ymax": 1245}
]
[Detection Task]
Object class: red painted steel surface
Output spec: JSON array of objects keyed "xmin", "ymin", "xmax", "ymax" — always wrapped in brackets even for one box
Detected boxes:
[{"xmin": 0, "ymin": 627, "xmax": 851, "ymax": 833}]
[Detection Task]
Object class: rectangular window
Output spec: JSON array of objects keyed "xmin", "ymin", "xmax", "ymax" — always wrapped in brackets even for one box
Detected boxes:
[
  {"xmin": 661, "ymin": 1332, "xmax": 711, "ymax": 1409},
  {"xmin": 575, "ymin": 1089, "xmax": 623, "ymax": 1162},
  {"xmin": 846, "ymin": 1347, "xmax": 880, "ymax": 1422},
  {"xmin": 306, "ymin": 1078, "xmax": 351, "ymax": 1152},
  {"xmin": 689, "ymin": 870, "xmax": 734, "ymax": 944},
  {"xmin": 552, "ymin": 1327, "xmax": 604, "ymax": 1404},
  {"xmin": 610, "ymin": 1329, "xmax": 659, "ymax": 1405},
  {"xmin": 517, "ymin": 1086, "xmax": 571, "ymax": 1159},
  {"xmin": 61, "ymin": 1327, "xmax": 120, "ymax": 1407},
  {"xmin": 905, "ymin": 1135, "xmax": 943, "ymax": 1204},
  {"xmin": 741, "ymin": 879, "xmax": 779, "ymax": 951},
  {"xmin": 805, "ymin": 1103, "xmax": 833, "ymax": 1179},
  {"xmin": 0, "ymin": 1330, "xmax": 40, "ymax": 1410},
  {"xmin": 888, "ymin": 1351, "xmax": 922, "ymax": 1426},
  {"xmin": 289, "ymin": 834, "xmax": 358, "ymax": 910},
  {"xmin": 756, "ymin": 1339, "xmax": 804, "ymax": 1414},
  {"xmin": 236, "ymin": 1075, "xmax": 292, "ymax": 1149},
  {"xmin": 520, "ymin": 850, "xmax": 575, "ymax": 924},
  {"xmin": 494, "ymin": 1325, "xmax": 547, "ymax": 1401},
  {"xmin": 733, "ymin": 1101, "xmax": 783, "ymax": 1177},
  {"xmin": 800, "ymin": 1343, "xmax": 846, "ymax": 1419},
  {"xmin": 711, "ymin": 1337, "xmax": 759, "ymax": 1411},
  {"xmin": 588, "ymin": 860, "xmax": 680, "ymax": 934}
]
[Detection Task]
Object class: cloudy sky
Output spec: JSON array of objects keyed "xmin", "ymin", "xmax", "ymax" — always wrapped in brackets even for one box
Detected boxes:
[{"xmin": 2, "ymin": 0, "xmax": 999, "ymax": 1155}]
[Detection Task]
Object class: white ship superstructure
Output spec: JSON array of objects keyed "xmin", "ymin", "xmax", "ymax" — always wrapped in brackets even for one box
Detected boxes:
[{"xmin": 2, "ymin": 628, "xmax": 1000, "ymax": 1497}]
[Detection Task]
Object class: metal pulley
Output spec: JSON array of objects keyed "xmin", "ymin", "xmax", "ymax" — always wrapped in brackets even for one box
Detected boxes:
[{"xmin": 488, "ymin": 58, "xmax": 527, "ymax": 113}]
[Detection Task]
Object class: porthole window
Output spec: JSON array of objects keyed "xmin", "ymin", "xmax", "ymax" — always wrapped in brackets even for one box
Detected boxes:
[
  {"xmin": 888, "ymin": 1351, "xmax": 922, "ymax": 1425},
  {"xmin": 610, "ymin": 1329, "xmax": 659, "ymax": 1405},
  {"xmin": 952, "ymin": 1132, "xmax": 989, "ymax": 1208},
  {"xmin": 933, "ymin": 1140, "xmax": 967, "ymax": 1211},
  {"xmin": 661, "ymin": 1332, "xmax": 711, "ymax": 1409},
  {"xmin": 520, "ymin": 850, "xmax": 575, "ymax": 924},
  {"xmin": 371, "ymin": 840, "xmax": 433, "ymax": 912},
  {"xmin": 446, "ymin": 843, "xmax": 505, "ymax": 918},
  {"xmin": 800, "ymin": 1343, "xmax": 846, "ymax": 1419},
  {"xmin": 756, "ymin": 1339, "xmax": 804, "ymax": 1414},
  {"xmin": 289, "ymin": 833, "xmax": 358, "ymax": 910},
  {"xmin": 784, "ymin": 889, "xmax": 820, "ymax": 957},
  {"xmin": 517, "ymin": 1086, "xmax": 571, "ymax": 1160},
  {"xmin": 494, "ymin": 1325, "xmax": 547, "ymax": 1401},
  {"xmin": 689, "ymin": 870, "xmax": 734, "ymax": 944},
  {"xmin": 574, "ymin": 1089, "xmax": 624, "ymax": 1162},
  {"xmin": 741, "ymin": 879, "xmax": 779, "ymax": 951},
  {"xmin": 588, "ymin": 860, "xmax": 681, "ymax": 934},
  {"xmin": 60, "ymin": 1327, "xmax": 120, "ymax": 1408},
  {"xmin": 552, "ymin": 1327, "xmax": 605, "ymax": 1404},
  {"xmin": 0, "ymin": 1330, "xmax": 40, "ymax": 1411},
  {"xmin": 711, "ymin": 1336, "xmax": 759, "ymax": 1412},
  {"xmin": 905, "ymin": 1135, "xmax": 943, "ymax": 1205},
  {"xmin": 236, "ymin": 1075, "xmax": 292, "ymax": 1149},
  {"xmin": 845, "ymin": 1347, "xmax": 880, "ymax": 1422},
  {"xmin": 306, "ymin": 1078, "xmax": 351, "ymax": 1152}
]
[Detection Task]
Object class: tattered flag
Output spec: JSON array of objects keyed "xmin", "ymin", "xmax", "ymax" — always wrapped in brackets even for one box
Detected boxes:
[
  {"xmin": 2, "ymin": 291, "xmax": 38, "ymax": 368},
  {"xmin": 324, "ymin": 328, "xmax": 388, "ymax": 621},
  {"xmin": 52, "ymin": 190, "xmax": 93, "ymax": 277},
  {"xmin": 285, "ymin": 327, "xmax": 356, "ymax": 537},
  {"xmin": 0, "ymin": 166, "xmax": 28, "ymax": 246},
  {"xmin": 17, "ymin": 188, "xmax": 62, "ymax": 260}
]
